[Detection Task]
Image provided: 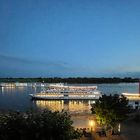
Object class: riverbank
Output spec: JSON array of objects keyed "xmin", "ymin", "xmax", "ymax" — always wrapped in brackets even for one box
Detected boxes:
[
  {"xmin": 93, "ymin": 121, "xmax": 140, "ymax": 140},
  {"xmin": 0, "ymin": 77, "xmax": 138, "ymax": 84},
  {"xmin": 120, "ymin": 110, "xmax": 140, "ymax": 140},
  {"xmin": 71, "ymin": 114, "xmax": 96, "ymax": 129},
  {"xmin": 72, "ymin": 111, "xmax": 140, "ymax": 140}
]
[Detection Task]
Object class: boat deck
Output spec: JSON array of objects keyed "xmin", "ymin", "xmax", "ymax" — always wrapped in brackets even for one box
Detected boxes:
[{"xmin": 122, "ymin": 93, "xmax": 140, "ymax": 101}]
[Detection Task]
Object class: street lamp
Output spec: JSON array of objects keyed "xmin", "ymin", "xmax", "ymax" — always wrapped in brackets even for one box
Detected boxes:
[
  {"xmin": 89, "ymin": 120, "xmax": 95, "ymax": 132},
  {"xmin": 118, "ymin": 123, "xmax": 121, "ymax": 133}
]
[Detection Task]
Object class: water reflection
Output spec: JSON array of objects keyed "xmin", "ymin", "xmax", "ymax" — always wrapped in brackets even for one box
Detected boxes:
[
  {"xmin": 34, "ymin": 100, "xmax": 95, "ymax": 114},
  {"xmin": 0, "ymin": 83, "xmax": 138, "ymax": 111},
  {"xmin": 0, "ymin": 86, "xmax": 26, "ymax": 95},
  {"xmin": 0, "ymin": 86, "xmax": 16, "ymax": 95},
  {"xmin": 1, "ymin": 87, "xmax": 4, "ymax": 93}
]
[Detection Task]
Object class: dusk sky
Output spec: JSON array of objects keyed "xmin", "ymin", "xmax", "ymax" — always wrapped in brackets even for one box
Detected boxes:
[{"xmin": 0, "ymin": 0, "xmax": 140, "ymax": 77}]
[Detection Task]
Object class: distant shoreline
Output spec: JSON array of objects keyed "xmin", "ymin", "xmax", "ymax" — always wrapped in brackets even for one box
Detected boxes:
[{"xmin": 0, "ymin": 77, "xmax": 139, "ymax": 84}]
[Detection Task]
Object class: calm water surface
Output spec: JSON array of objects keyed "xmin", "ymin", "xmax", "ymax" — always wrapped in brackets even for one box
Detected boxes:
[{"xmin": 0, "ymin": 83, "xmax": 138, "ymax": 114}]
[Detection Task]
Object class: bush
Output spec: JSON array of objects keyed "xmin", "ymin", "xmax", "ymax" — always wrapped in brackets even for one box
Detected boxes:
[{"xmin": 0, "ymin": 110, "xmax": 82, "ymax": 140}]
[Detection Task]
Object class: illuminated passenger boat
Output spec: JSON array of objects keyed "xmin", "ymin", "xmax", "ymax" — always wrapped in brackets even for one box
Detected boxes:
[
  {"xmin": 122, "ymin": 82, "xmax": 140, "ymax": 100},
  {"xmin": 30, "ymin": 83, "xmax": 101, "ymax": 100},
  {"xmin": 122, "ymin": 81, "xmax": 140, "ymax": 101},
  {"xmin": 0, "ymin": 83, "xmax": 16, "ymax": 87},
  {"xmin": 122, "ymin": 93, "xmax": 140, "ymax": 100}
]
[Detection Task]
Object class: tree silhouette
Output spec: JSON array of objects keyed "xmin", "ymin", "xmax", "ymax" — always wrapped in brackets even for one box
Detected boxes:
[
  {"xmin": 91, "ymin": 94, "xmax": 130, "ymax": 131},
  {"xmin": 0, "ymin": 110, "xmax": 82, "ymax": 140}
]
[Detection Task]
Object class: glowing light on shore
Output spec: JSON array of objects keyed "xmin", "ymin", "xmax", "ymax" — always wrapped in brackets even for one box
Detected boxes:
[
  {"xmin": 118, "ymin": 123, "xmax": 121, "ymax": 132},
  {"xmin": 89, "ymin": 120, "xmax": 95, "ymax": 131}
]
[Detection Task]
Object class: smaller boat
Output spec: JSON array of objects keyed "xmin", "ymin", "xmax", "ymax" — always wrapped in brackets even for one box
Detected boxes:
[
  {"xmin": 0, "ymin": 83, "xmax": 16, "ymax": 87},
  {"xmin": 122, "ymin": 81, "xmax": 140, "ymax": 100},
  {"xmin": 122, "ymin": 93, "xmax": 140, "ymax": 100}
]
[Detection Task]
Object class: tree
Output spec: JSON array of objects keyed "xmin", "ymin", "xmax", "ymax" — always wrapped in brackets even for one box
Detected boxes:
[
  {"xmin": 0, "ymin": 110, "xmax": 82, "ymax": 140},
  {"xmin": 91, "ymin": 94, "xmax": 130, "ymax": 131}
]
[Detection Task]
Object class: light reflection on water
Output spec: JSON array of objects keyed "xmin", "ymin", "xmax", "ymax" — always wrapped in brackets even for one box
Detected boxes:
[
  {"xmin": 34, "ymin": 100, "xmax": 95, "ymax": 114},
  {"xmin": 0, "ymin": 83, "xmax": 138, "ymax": 112}
]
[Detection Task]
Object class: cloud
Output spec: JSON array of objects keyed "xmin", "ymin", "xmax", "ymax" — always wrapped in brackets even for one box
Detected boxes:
[
  {"xmin": 0, "ymin": 54, "xmax": 71, "ymax": 77},
  {"xmin": 0, "ymin": 54, "xmax": 68, "ymax": 68},
  {"xmin": 0, "ymin": 54, "xmax": 140, "ymax": 77}
]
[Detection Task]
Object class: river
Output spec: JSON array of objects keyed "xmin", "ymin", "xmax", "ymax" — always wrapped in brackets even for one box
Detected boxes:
[{"xmin": 0, "ymin": 83, "xmax": 138, "ymax": 113}]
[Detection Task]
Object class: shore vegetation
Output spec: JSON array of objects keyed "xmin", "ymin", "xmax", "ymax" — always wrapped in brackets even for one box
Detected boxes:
[
  {"xmin": 0, "ymin": 110, "xmax": 82, "ymax": 140},
  {"xmin": 0, "ymin": 77, "xmax": 138, "ymax": 83},
  {"xmin": 91, "ymin": 94, "xmax": 131, "ymax": 134}
]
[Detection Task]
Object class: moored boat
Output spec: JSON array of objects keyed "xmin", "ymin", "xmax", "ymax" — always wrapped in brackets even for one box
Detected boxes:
[
  {"xmin": 30, "ymin": 83, "xmax": 101, "ymax": 100},
  {"xmin": 122, "ymin": 93, "xmax": 140, "ymax": 100}
]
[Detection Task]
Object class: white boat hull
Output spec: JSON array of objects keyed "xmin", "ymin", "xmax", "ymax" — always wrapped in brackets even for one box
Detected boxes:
[
  {"xmin": 122, "ymin": 93, "xmax": 140, "ymax": 100},
  {"xmin": 30, "ymin": 94, "xmax": 101, "ymax": 100},
  {"xmin": 30, "ymin": 83, "xmax": 101, "ymax": 100}
]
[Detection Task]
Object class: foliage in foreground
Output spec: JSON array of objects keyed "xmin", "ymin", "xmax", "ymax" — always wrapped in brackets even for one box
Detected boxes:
[
  {"xmin": 91, "ymin": 94, "xmax": 130, "ymax": 130},
  {"xmin": 0, "ymin": 110, "xmax": 82, "ymax": 140},
  {"xmin": 133, "ymin": 114, "xmax": 140, "ymax": 123}
]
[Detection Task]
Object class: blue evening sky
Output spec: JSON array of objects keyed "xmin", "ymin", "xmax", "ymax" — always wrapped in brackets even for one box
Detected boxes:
[{"xmin": 0, "ymin": 0, "xmax": 140, "ymax": 77}]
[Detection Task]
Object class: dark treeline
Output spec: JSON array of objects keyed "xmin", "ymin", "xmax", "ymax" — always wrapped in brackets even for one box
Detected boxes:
[
  {"xmin": 0, "ymin": 77, "xmax": 139, "ymax": 83},
  {"xmin": 0, "ymin": 110, "xmax": 82, "ymax": 140}
]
